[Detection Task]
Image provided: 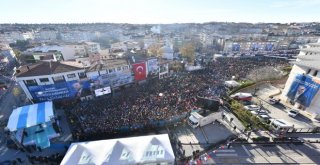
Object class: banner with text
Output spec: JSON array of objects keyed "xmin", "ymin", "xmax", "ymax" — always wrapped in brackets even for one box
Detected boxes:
[{"xmin": 286, "ymin": 74, "xmax": 320, "ymax": 107}]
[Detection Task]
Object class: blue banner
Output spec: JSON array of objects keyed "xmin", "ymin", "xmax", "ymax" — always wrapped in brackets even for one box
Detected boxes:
[
  {"xmin": 147, "ymin": 58, "xmax": 159, "ymax": 76},
  {"xmin": 232, "ymin": 44, "xmax": 240, "ymax": 51},
  {"xmin": 286, "ymin": 74, "xmax": 320, "ymax": 107},
  {"xmin": 265, "ymin": 43, "xmax": 273, "ymax": 51},
  {"xmin": 251, "ymin": 43, "xmax": 259, "ymax": 51},
  {"xmin": 97, "ymin": 71, "xmax": 133, "ymax": 87},
  {"xmin": 28, "ymin": 80, "xmax": 91, "ymax": 101}
]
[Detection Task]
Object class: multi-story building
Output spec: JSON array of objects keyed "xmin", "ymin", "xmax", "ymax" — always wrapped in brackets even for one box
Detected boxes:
[
  {"xmin": 0, "ymin": 31, "xmax": 34, "ymax": 44},
  {"xmin": 15, "ymin": 61, "xmax": 86, "ymax": 102},
  {"xmin": 83, "ymin": 42, "xmax": 101, "ymax": 53},
  {"xmin": 35, "ymin": 30, "xmax": 58, "ymax": 41},
  {"xmin": 281, "ymin": 42, "xmax": 320, "ymax": 120}
]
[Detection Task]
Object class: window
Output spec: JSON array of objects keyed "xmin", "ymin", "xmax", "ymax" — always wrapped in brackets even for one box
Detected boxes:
[
  {"xmin": 306, "ymin": 69, "xmax": 311, "ymax": 74},
  {"xmin": 39, "ymin": 78, "xmax": 50, "ymax": 83},
  {"xmin": 117, "ymin": 67, "xmax": 121, "ymax": 71},
  {"xmin": 123, "ymin": 66, "xmax": 129, "ymax": 70},
  {"xmin": 109, "ymin": 68, "xmax": 115, "ymax": 73},
  {"xmin": 53, "ymin": 76, "xmax": 65, "ymax": 82},
  {"xmin": 25, "ymin": 79, "xmax": 37, "ymax": 85},
  {"xmin": 78, "ymin": 72, "xmax": 87, "ymax": 79},
  {"xmin": 313, "ymin": 70, "xmax": 318, "ymax": 77},
  {"xmin": 67, "ymin": 73, "xmax": 76, "ymax": 78}
]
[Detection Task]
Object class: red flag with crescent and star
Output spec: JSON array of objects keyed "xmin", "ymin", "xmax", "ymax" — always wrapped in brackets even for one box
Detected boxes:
[{"xmin": 132, "ymin": 62, "xmax": 147, "ymax": 81}]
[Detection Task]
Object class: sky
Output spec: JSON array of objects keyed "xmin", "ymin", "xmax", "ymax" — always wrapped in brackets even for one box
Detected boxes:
[{"xmin": 0, "ymin": 0, "xmax": 319, "ymax": 24}]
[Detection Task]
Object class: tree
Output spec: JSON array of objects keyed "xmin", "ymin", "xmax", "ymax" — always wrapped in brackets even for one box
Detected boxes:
[
  {"xmin": 147, "ymin": 44, "xmax": 163, "ymax": 58},
  {"xmin": 180, "ymin": 43, "xmax": 195, "ymax": 63}
]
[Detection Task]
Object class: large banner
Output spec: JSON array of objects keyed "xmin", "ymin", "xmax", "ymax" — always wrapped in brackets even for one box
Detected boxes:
[
  {"xmin": 132, "ymin": 62, "xmax": 147, "ymax": 81},
  {"xmin": 147, "ymin": 58, "xmax": 159, "ymax": 76},
  {"xmin": 232, "ymin": 43, "xmax": 240, "ymax": 51},
  {"xmin": 27, "ymin": 80, "xmax": 91, "ymax": 101},
  {"xmin": 96, "ymin": 70, "xmax": 133, "ymax": 87},
  {"xmin": 265, "ymin": 43, "xmax": 273, "ymax": 51},
  {"xmin": 251, "ymin": 43, "xmax": 259, "ymax": 51},
  {"xmin": 286, "ymin": 74, "xmax": 320, "ymax": 107}
]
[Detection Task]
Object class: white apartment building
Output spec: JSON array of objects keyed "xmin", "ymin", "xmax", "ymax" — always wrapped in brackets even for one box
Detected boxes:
[
  {"xmin": 15, "ymin": 61, "xmax": 85, "ymax": 102},
  {"xmin": 0, "ymin": 31, "xmax": 34, "ymax": 44},
  {"xmin": 281, "ymin": 42, "xmax": 320, "ymax": 120},
  {"xmin": 83, "ymin": 42, "xmax": 101, "ymax": 53},
  {"xmin": 35, "ymin": 30, "xmax": 58, "ymax": 41}
]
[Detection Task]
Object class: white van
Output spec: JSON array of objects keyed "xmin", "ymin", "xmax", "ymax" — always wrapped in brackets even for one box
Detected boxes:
[{"xmin": 269, "ymin": 119, "xmax": 294, "ymax": 133}]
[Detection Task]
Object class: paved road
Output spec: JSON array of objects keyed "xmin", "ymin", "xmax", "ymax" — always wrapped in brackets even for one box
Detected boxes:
[
  {"xmin": 242, "ymin": 82, "xmax": 319, "ymax": 128},
  {"xmin": 199, "ymin": 143, "xmax": 320, "ymax": 164}
]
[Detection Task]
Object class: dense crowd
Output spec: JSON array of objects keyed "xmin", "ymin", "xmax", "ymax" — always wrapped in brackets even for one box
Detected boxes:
[{"xmin": 65, "ymin": 56, "xmax": 288, "ymax": 140}]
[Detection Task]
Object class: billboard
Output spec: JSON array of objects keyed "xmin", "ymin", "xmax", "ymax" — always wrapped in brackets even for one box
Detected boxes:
[
  {"xmin": 94, "ymin": 86, "xmax": 111, "ymax": 96},
  {"xmin": 286, "ymin": 74, "xmax": 320, "ymax": 107},
  {"xmin": 251, "ymin": 43, "xmax": 259, "ymax": 51},
  {"xmin": 96, "ymin": 70, "xmax": 133, "ymax": 87},
  {"xmin": 132, "ymin": 62, "xmax": 147, "ymax": 81},
  {"xmin": 147, "ymin": 58, "xmax": 159, "ymax": 76},
  {"xmin": 232, "ymin": 43, "xmax": 240, "ymax": 51},
  {"xmin": 265, "ymin": 43, "xmax": 273, "ymax": 51},
  {"xmin": 27, "ymin": 80, "xmax": 91, "ymax": 101}
]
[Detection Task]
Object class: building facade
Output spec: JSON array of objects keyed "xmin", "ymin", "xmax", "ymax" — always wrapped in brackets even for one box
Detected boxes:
[{"xmin": 281, "ymin": 42, "xmax": 320, "ymax": 120}]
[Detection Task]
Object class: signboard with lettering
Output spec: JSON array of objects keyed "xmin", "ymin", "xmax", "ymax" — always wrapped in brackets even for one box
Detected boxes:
[{"xmin": 27, "ymin": 80, "xmax": 90, "ymax": 101}]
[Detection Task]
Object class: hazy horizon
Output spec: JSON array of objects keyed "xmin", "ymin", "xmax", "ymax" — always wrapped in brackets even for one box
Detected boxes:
[{"xmin": 1, "ymin": 0, "xmax": 320, "ymax": 24}]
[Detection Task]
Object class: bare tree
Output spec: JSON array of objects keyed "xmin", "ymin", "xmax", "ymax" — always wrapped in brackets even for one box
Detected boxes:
[
  {"xmin": 180, "ymin": 43, "xmax": 195, "ymax": 63},
  {"xmin": 246, "ymin": 66, "xmax": 285, "ymax": 82},
  {"xmin": 147, "ymin": 44, "xmax": 163, "ymax": 58}
]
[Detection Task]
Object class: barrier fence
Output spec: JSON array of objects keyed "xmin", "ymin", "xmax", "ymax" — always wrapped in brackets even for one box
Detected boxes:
[{"xmin": 286, "ymin": 127, "xmax": 320, "ymax": 133}]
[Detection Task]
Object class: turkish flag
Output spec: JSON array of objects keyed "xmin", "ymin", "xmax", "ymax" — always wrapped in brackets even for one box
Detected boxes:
[{"xmin": 133, "ymin": 62, "xmax": 147, "ymax": 81}]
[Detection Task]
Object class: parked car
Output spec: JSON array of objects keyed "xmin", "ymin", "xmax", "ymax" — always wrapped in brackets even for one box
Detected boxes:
[
  {"xmin": 257, "ymin": 114, "xmax": 271, "ymax": 123},
  {"xmin": 288, "ymin": 109, "xmax": 299, "ymax": 117},
  {"xmin": 251, "ymin": 109, "xmax": 268, "ymax": 115},
  {"xmin": 269, "ymin": 97, "xmax": 281, "ymax": 105},
  {"xmin": 244, "ymin": 105, "xmax": 260, "ymax": 111}
]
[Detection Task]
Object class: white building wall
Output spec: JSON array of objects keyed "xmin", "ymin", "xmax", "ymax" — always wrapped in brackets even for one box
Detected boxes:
[{"xmin": 281, "ymin": 64, "xmax": 320, "ymax": 119}]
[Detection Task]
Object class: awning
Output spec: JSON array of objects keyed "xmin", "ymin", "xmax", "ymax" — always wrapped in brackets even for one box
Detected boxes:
[{"xmin": 7, "ymin": 101, "xmax": 54, "ymax": 132}]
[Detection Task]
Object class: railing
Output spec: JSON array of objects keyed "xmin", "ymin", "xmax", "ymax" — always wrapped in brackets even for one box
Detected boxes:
[{"xmin": 286, "ymin": 127, "xmax": 320, "ymax": 133}]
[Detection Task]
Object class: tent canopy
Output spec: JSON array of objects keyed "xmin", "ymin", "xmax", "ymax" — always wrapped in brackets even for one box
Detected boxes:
[
  {"xmin": 224, "ymin": 80, "xmax": 240, "ymax": 87},
  {"xmin": 231, "ymin": 92, "xmax": 252, "ymax": 98},
  {"xmin": 61, "ymin": 134, "xmax": 175, "ymax": 165},
  {"xmin": 7, "ymin": 101, "xmax": 54, "ymax": 132}
]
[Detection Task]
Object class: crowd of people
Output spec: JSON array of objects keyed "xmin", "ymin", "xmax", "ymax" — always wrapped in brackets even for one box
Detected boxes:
[{"xmin": 65, "ymin": 56, "xmax": 288, "ymax": 140}]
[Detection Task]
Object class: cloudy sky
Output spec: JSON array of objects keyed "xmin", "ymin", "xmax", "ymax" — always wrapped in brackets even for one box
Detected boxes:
[{"xmin": 0, "ymin": 0, "xmax": 319, "ymax": 23}]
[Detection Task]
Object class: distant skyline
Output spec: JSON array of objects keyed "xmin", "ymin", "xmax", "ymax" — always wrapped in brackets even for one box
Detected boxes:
[{"xmin": 1, "ymin": 0, "xmax": 320, "ymax": 24}]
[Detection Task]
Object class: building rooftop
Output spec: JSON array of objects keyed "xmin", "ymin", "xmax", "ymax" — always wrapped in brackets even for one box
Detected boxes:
[
  {"xmin": 292, "ymin": 55, "xmax": 320, "ymax": 70},
  {"xmin": 300, "ymin": 47, "xmax": 320, "ymax": 53},
  {"xmin": 308, "ymin": 43, "xmax": 320, "ymax": 46},
  {"xmin": 87, "ymin": 59, "xmax": 128, "ymax": 72},
  {"xmin": 15, "ymin": 61, "xmax": 84, "ymax": 77}
]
